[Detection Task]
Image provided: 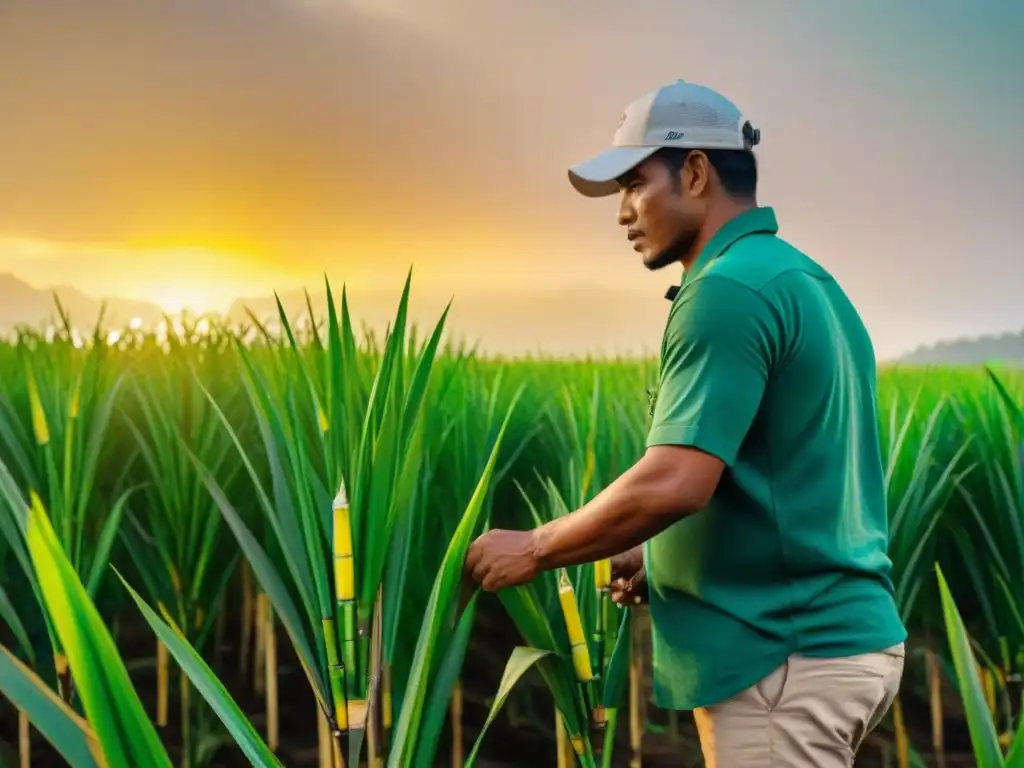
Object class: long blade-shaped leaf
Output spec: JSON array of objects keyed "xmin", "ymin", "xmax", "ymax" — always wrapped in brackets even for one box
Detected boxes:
[
  {"xmin": 413, "ymin": 592, "xmax": 479, "ymax": 768},
  {"xmin": 602, "ymin": 608, "xmax": 632, "ymax": 709},
  {"xmin": 187, "ymin": 452, "xmax": 329, "ymax": 712},
  {"xmin": 84, "ymin": 485, "xmax": 138, "ymax": 597},
  {"xmin": 465, "ymin": 647, "xmax": 554, "ymax": 768},
  {"xmin": 117, "ymin": 571, "xmax": 284, "ymax": 768},
  {"xmin": 0, "ymin": 643, "xmax": 105, "ymax": 768},
  {"xmin": 0, "ymin": 580, "xmax": 34, "ymax": 662},
  {"xmin": 1007, "ymin": 721, "xmax": 1024, "ymax": 768},
  {"xmin": 25, "ymin": 491, "xmax": 174, "ymax": 768},
  {"xmin": 935, "ymin": 563, "xmax": 1003, "ymax": 768},
  {"xmin": 388, "ymin": 386, "xmax": 523, "ymax": 765}
]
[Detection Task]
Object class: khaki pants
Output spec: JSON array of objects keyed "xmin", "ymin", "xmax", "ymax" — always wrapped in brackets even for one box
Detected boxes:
[{"xmin": 693, "ymin": 643, "xmax": 905, "ymax": 767}]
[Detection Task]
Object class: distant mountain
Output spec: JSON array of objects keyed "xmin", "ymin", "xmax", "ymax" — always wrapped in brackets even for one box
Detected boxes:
[
  {"xmin": 0, "ymin": 273, "xmax": 167, "ymax": 331},
  {"xmin": 0, "ymin": 273, "xmax": 671, "ymax": 356},
  {"xmin": 895, "ymin": 329, "xmax": 1024, "ymax": 366},
  {"xmin": 1, "ymin": 271, "xmax": 1020, "ymax": 362}
]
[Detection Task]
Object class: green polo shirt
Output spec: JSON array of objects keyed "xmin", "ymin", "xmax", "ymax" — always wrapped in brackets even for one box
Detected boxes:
[{"xmin": 643, "ymin": 206, "xmax": 906, "ymax": 710}]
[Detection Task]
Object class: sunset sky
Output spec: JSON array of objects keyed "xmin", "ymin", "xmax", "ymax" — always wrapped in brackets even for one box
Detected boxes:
[{"xmin": 0, "ymin": 0, "xmax": 1021, "ymax": 358}]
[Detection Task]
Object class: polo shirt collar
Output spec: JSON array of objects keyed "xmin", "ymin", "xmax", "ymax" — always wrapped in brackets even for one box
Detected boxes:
[{"xmin": 664, "ymin": 206, "xmax": 778, "ymax": 300}]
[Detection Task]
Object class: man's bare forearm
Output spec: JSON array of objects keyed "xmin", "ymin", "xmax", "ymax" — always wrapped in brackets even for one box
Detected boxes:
[{"xmin": 532, "ymin": 457, "xmax": 691, "ymax": 571}]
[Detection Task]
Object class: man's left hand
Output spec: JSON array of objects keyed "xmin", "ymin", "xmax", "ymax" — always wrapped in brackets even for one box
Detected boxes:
[{"xmin": 464, "ymin": 529, "xmax": 541, "ymax": 592}]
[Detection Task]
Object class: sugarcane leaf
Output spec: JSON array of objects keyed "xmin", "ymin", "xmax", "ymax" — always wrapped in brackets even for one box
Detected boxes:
[
  {"xmin": 497, "ymin": 581, "xmax": 562, "ymax": 652},
  {"xmin": 413, "ymin": 592, "xmax": 479, "ymax": 768},
  {"xmin": 197, "ymin": 366, "xmax": 319, "ymax": 630},
  {"xmin": 465, "ymin": 646, "xmax": 554, "ymax": 768},
  {"xmin": 0, "ymin": 579, "xmax": 34, "ymax": 663},
  {"xmin": 388, "ymin": 385, "xmax": 523, "ymax": 766},
  {"xmin": 602, "ymin": 607, "xmax": 632, "ymax": 709},
  {"xmin": 986, "ymin": 365, "xmax": 1024, "ymax": 426},
  {"xmin": 186, "ymin": 451, "xmax": 330, "ymax": 714},
  {"xmin": 1007, "ymin": 719, "xmax": 1024, "ymax": 768},
  {"xmin": 84, "ymin": 484, "xmax": 139, "ymax": 597},
  {"xmin": 382, "ymin": 473, "xmax": 417, "ymax": 660},
  {"xmin": 0, "ymin": 643, "xmax": 105, "ymax": 767},
  {"xmin": 935, "ymin": 563, "xmax": 1003, "ymax": 768},
  {"xmin": 25, "ymin": 490, "xmax": 174, "ymax": 768},
  {"xmin": 116, "ymin": 570, "xmax": 284, "ymax": 768}
]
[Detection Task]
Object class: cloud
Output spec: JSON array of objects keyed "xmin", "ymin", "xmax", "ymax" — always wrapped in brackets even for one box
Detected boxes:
[{"xmin": 0, "ymin": 0, "xmax": 507, "ymax": 264}]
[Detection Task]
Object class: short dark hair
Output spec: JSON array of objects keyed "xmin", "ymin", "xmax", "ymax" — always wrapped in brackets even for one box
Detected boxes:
[{"xmin": 655, "ymin": 147, "xmax": 758, "ymax": 199}]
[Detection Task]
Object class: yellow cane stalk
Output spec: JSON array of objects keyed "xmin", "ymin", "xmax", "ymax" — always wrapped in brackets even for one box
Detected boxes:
[
  {"xmin": 593, "ymin": 558, "xmax": 611, "ymax": 591},
  {"xmin": 558, "ymin": 569, "xmax": 593, "ymax": 683},
  {"xmin": 332, "ymin": 484, "xmax": 355, "ymax": 732},
  {"xmin": 333, "ymin": 486, "xmax": 355, "ymax": 603}
]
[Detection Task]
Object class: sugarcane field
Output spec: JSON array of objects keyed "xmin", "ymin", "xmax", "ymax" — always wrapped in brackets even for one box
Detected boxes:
[{"xmin": 0, "ymin": 284, "xmax": 1021, "ymax": 767}]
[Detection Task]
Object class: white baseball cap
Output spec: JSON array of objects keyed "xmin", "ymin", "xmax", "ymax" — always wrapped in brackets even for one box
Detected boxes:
[{"xmin": 568, "ymin": 79, "xmax": 760, "ymax": 198}]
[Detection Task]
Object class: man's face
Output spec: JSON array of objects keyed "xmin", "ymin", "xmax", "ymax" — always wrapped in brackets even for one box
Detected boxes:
[{"xmin": 616, "ymin": 154, "xmax": 707, "ymax": 271}]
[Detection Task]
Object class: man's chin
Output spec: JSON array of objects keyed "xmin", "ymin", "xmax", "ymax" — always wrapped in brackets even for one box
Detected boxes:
[
  {"xmin": 641, "ymin": 235, "xmax": 693, "ymax": 272},
  {"xmin": 642, "ymin": 249, "xmax": 678, "ymax": 272}
]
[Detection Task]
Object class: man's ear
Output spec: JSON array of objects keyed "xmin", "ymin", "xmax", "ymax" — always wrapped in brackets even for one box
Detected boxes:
[{"xmin": 684, "ymin": 151, "xmax": 710, "ymax": 197}]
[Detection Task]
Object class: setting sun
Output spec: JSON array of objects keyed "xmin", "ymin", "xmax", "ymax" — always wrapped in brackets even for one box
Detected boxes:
[
  {"xmin": 117, "ymin": 245, "xmax": 295, "ymax": 315},
  {"xmin": 140, "ymin": 285, "xmax": 218, "ymax": 315}
]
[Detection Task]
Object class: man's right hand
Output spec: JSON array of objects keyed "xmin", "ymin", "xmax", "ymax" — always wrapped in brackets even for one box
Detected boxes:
[
  {"xmin": 611, "ymin": 545, "xmax": 643, "ymax": 580},
  {"xmin": 609, "ymin": 545, "xmax": 648, "ymax": 606}
]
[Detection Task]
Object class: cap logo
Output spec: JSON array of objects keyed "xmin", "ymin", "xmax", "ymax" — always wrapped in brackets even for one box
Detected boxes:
[
  {"xmin": 664, "ymin": 131, "xmax": 685, "ymax": 141},
  {"xmin": 616, "ymin": 112, "xmax": 627, "ymax": 129}
]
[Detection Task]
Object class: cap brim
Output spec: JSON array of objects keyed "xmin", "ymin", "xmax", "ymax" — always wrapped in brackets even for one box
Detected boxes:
[{"xmin": 567, "ymin": 146, "xmax": 660, "ymax": 198}]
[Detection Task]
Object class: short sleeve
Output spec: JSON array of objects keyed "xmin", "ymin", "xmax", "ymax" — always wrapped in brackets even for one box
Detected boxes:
[{"xmin": 646, "ymin": 275, "xmax": 776, "ymax": 465}]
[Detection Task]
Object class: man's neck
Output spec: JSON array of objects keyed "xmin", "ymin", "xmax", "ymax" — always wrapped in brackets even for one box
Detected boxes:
[{"xmin": 682, "ymin": 198, "xmax": 757, "ymax": 270}]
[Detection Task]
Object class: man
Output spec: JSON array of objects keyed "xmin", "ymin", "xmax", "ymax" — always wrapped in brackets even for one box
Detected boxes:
[{"xmin": 464, "ymin": 79, "xmax": 907, "ymax": 766}]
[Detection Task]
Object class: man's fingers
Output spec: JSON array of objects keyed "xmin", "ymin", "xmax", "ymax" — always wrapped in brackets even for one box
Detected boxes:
[
  {"xmin": 482, "ymin": 571, "xmax": 504, "ymax": 593},
  {"xmin": 464, "ymin": 541, "xmax": 480, "ymax": 573},
  {"xmin": 465, "ymin": 540, "xmax": 487, "ymax": 584},
  {"xmin": 610, "ymin": 576, "xmax": 649, "ymax": 606},
  {"xmin": 609, "ymin": 578, "xmax": 631, "ymax": 604}
]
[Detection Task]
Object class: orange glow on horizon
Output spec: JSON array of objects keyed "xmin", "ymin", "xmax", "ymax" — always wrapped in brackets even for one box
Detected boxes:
[
  {"xmin": 0, "ymin": 230, "xmax": 582, "ymax": 315},
  {"xmin": 0, "ymin": 236, "xmax": 314, "ymax": 314}
]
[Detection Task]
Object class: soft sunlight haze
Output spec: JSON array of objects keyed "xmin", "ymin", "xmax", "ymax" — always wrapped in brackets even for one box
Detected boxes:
[{"xmin": 0, "ymin": 0, "xmax": 1021, "ymax": 357}]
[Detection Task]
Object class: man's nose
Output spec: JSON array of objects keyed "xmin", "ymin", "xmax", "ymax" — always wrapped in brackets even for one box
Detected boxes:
[{"xmin": 617, "ymin": 194, "xmax": 635, "ymax": 227}]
